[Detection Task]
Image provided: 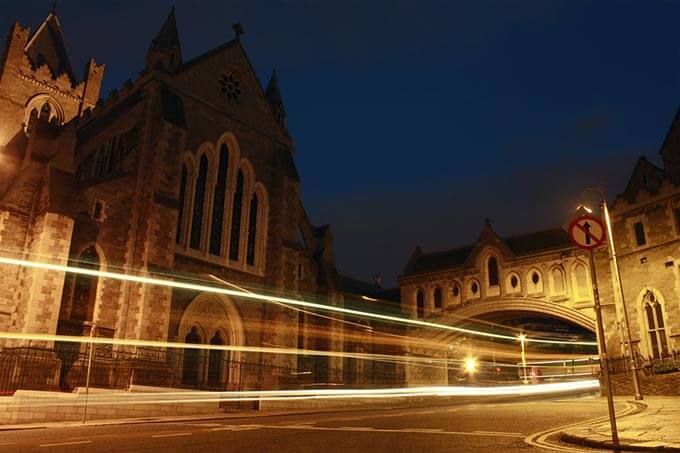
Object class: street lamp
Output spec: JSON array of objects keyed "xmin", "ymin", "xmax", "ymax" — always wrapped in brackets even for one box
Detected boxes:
[
  {"xmin": 581, "ymin": 188, "xmax": 643, "ymax": 401},
  {"xmin": 464, "ymin": 356, "xmax": 477, "ymax": 375}
]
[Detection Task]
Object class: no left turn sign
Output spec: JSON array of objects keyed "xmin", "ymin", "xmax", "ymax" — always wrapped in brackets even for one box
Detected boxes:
[{"xmin": 568, "ymin": 215, "xmax": 606, "ymax": 250}]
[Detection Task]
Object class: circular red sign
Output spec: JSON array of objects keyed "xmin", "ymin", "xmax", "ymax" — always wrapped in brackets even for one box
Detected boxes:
[{"xmin": 567, "ymin": 215, "xmax": 606, "ymax": 250}]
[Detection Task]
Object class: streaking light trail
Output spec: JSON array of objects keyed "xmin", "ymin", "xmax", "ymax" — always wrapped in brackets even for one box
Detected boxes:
[
  {"xmin": 7, "ymin": 380, "xmax": 601, "ymax": 408},
  {"xmin": 0, "ymin": 256, "xmax": 597, "ymax": 346}
]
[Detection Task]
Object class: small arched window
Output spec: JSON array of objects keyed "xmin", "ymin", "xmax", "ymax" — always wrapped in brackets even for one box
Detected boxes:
[
  {"xmin": 209, "ymin": 146, "xmax": 229, "ymax": 255},
  {"xmin": 551, "ymin": 267, "xmax": 566, "ymax": 295},
  {"xmin": 574, "ymin": 263, "xmax": 589, "ymax": 300},
  {"xmin": 246, "ymin": 192, "xmax": 259, "ymax": 266},
  {"xmin": 644, "ymin": 291, "xmax": 668, "ymax": 359},
  {"xmin": 433, "ymin": 287, "xmax": 442, "ymax": 309},
  {"xmin": 69, "ymin": 247, "xmax": 100, "ymax": 322},
  {"xmin": 176, "ymin": 163, "xmax": 188, "ymax": 244},
  {"xmin": 487, "ymin": 256, "xmax": 499, "ymax": 287},
  {"xmin": 229, "ymin": 169, "xmax": 245, "ymax": 260},
  {"xmin": 416, "ymin": 289, "xmax": 424, "ymax": 318},
  {"xmin": 26, "ymin": 108, "xmax": 39, "ymax": 136},
  {"xmin": 190, "ymin": 154, "xmax": 208, "ymax": 250},
  {"xmin": 528, "ymin": 270, "xmax": 543, "ymax": 294},
  {"xmin": 39, "ymin": 102, "xmax": 51, "ymax": 121}
]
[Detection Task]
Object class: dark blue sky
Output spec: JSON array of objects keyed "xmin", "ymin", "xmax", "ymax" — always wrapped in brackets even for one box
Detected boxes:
[{"xmin": 3, "ymin": 1, "xmax": 680, "ymax": 286}]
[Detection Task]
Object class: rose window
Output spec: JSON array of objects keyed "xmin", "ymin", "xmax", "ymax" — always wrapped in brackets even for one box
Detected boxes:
[{"xmin": 218, "ymin": 71, "xmax": 243, "ymax": 104}]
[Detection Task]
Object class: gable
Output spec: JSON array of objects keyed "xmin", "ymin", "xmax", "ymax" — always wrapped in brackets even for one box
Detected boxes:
[
  {"xmin": 171, "ymin": 41, "xmax": 285, "ymax": 142},
  {"xmin": 619, "ymin": 156, "xmax": 668, "ymax": 202},
  {"xmin": 25, "ymin": 14, "xmax": 75, "ymax": 82}
]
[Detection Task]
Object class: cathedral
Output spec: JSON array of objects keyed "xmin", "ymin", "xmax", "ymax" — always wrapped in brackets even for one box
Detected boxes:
[{"xmin": 0, "ymin": 9, "xmax": 398, "ymax": 394}]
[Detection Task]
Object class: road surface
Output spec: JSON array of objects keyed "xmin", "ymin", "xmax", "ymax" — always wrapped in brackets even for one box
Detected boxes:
[{"xmin": 0, "ymin": 396, "xmax": 616, "ymax": 452}]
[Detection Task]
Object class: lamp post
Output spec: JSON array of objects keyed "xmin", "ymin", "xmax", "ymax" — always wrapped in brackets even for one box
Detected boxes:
[
  {"xmin": 602, "ymin": 200, "xmax": 643, "ymax": 401},
  {"xmin": 581, "ymin": 188, "xmax": 643, "ymax": 401},
  {"xmin": 519, "ymin": 334, "xmax": 528, "ymax": 384}
]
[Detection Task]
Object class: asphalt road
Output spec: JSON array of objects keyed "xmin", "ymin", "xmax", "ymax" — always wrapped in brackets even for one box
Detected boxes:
[{"xmin": 0, "ymin": 396, "xmax": 616, "ymax": 452}]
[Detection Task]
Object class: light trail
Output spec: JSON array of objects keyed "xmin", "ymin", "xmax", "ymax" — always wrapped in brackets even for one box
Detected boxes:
[
  {"xmin": 6, "ymin": 380, "xmax": 601, "ymax": 408},
  {"xmin": 0, "ymin": 255, "xmax": 597, "ymax": 346}
]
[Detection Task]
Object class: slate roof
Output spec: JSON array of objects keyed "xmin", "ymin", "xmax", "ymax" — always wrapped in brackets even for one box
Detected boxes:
[{"xmin": 404, "ymin": 227, "xmax": 571, "ymax": 276}]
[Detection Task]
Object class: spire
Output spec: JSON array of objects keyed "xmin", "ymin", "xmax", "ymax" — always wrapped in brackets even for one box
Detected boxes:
[
  {"xmin": 146, "ymin": 7, "xmax": 182, "ymax": 72},
  {"xmin": 266, "ymin": 69, "xmax": 287, "ymax": 132},
  {"xmin": 24, "ymin": 10, "xmax": 75, "ymax": 82}
]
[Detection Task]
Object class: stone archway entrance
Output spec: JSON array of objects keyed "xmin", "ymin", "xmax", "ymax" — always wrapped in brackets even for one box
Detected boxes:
[
  {"xmin": 177, "ymin": 294, "xmax": 245, "ymax": 390},
  {"xmin": 405, "ymin": 298, "xmax": 597, "ymax": 386}
]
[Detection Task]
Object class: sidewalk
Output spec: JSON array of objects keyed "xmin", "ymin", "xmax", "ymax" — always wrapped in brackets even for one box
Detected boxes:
[{"xmin": 561, "ymin": 397, "xmax": 680, "ymax": 451}]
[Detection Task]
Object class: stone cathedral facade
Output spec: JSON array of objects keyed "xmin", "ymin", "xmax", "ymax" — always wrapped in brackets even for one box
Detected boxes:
[{"xmin": 0, "ymin": 9, "xmax": 396, "ymax": 393}]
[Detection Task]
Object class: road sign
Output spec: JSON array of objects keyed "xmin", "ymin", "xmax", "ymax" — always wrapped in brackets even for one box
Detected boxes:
[{"xmin": 567, "ymin": 215, "xmax": 606, "ymax": 250}]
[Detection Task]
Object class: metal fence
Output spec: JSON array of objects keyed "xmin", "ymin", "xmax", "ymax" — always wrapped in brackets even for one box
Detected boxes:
[{"xmin": 0, "ymin": 345, "xmax": 403, "ymax": 396}]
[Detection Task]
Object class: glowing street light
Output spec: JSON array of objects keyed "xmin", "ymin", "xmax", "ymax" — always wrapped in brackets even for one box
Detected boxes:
[{"xmin": 464, "ymin": 356, "xmax": 477, "ymax": 375}]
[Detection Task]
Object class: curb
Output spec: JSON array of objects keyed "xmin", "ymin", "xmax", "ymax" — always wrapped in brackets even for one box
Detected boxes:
[
  {"xmin": 560, "ymin": 401, "xmax": 680, "ymax": 452},
  {"xmin": 0, "ymin": 399, "xmax": 473, "ymax": 432},
  {"xmin": 560, "ymin": 432, "xmax": 680, "ymax": 452}
]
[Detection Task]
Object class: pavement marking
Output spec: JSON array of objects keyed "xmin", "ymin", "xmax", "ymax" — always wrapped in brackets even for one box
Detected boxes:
[
  {"xmin": 261, "ymin": 425, "xmax": 527, "ymax": 437},
  {"xmin": 525, "ymin": 401, "xmax": 639, "ymax": 452},
  {"xmin": 183, "ymin": 423, "xmax": 225, "ymax": 427},
  {"xmin": 151, "ymin": 432, "xmax": 192, "ymax": 438},
  {"xmin": 474, "ymin": 430, "xmax": 525, "ymax": 436},
  {"xmin": 39, "ymin": 440, "xmax": 93, "ymax": 447},
  {"xmin": 209, "ymin": 425, "xmax": 262, "ymax": 431},
  {"xmin": 68, "ymin": 434, "xmax": 116, "ymax": 440}
]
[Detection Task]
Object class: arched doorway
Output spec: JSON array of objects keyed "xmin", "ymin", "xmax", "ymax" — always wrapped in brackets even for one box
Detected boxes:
[
  {"xmin": 178, "ymin": 295, "xmax": 245, "ymax": 389},
  {"xmin": 182, "ymin": 326, "xmax": 202, "ymax": 386}
]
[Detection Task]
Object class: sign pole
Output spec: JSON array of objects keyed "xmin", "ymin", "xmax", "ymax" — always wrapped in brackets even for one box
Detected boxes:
[{"xmin": 588, "ymin": 250, "xmax": 620, "ymax": 450}]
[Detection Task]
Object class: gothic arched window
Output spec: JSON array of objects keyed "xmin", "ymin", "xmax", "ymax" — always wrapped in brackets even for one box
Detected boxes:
[
  {"xmin": 39, "ymin": 102, "xmax": 51, "ymax": 121},
  {"xmin": 487, "ymin": 256, "xmax": 499, "ymax": 287},
  {"xmin": 433, "ymin": 287, "xmax": 442, "ymax": 309},
  {"xmin": 644, "ymin": 291, "xmax": 669, "ymax": 359},
  {"xmin": 26, "ymin": 108, "xmax": 39, "ymax": 136},
  {"xmin": 229, "ymin": 170, "xmax": 244, "ymax": 261},
  {"xmin": 190, "ymin": 154, "xmax": 208, "ymax": 250},
  {"xmin": 176, "ymin": 163, "xmax": 188, "ymax": 244},
  {"xmin": 69, "ymin": 247, "xmax": 100, "ymax": 322},
  {"xmin": 416, "ymin": 289, "xmax": 424, "ymax": 318},
  {"xmin": 246, "ymin": 193, "xmax": 258, "ymax": 266},
  {"xmin": 182, "ymin": 327, "xmax": 202, "ymax": 386},
  {"xmin": 209, "ymin": 146, "xmax": 229, "ymax": 255},
  {"xmin": 551, "ymin": 267, "xmax": 565, "ymax": 295},
  {"xmin": 574, "ymin": 263, "xmax": 589, "ymax": 300}
]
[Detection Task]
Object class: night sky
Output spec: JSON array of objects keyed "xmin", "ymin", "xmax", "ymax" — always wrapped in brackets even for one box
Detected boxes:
[{"xmin": 3, "ymin": 1, "xmax": 680, "ymax": 287}]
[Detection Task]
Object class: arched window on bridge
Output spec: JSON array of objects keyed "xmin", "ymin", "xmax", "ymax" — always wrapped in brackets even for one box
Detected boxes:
[
  {"xmin": 416, "ymin": 289, "xmax": 424, "ymax": 318},
  {"xmin": 450, "ymin": 283, "xmax": 461, "ymax": 305},
  {"xmin": 573, "ymin": 262, "xmax": 590, "ymax": 301},
  {"xmin": 643, "ymin": 291, "xmax": 669, "ymax": 359},
  {"xmin": 550, "ymin": 266, "xmax": 566, "ymax": 296},
  {"xmin": 487, "ymin": 256, "xmax": 499, "ymax": 287},
  {"xmin": 528, "ymin": 270, "xmax": 543, "ymax": 294},
  {"xmin": 433, "ymin": 287, "xmax": 442, "ymax": 310}
]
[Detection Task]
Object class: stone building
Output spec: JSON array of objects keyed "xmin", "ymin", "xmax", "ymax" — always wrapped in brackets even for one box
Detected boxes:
[
  {"xmin": 0, "ymin": 9, "xmax": 393, "ymax": 393},
  {"xmin": 596, "ymin": 109, "xmax": 680, "ymax": 364}
]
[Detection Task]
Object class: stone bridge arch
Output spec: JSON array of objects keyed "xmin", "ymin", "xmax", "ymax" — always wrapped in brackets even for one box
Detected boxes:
[{"xmin": 420, "ymin": 297, "xmax": 596, "ymax": 345}]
